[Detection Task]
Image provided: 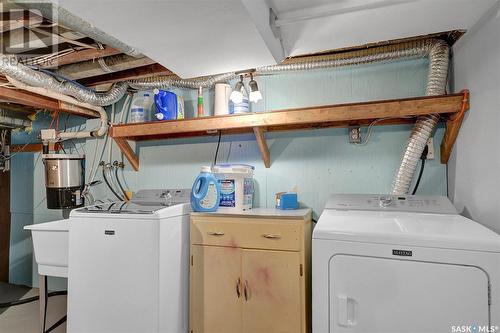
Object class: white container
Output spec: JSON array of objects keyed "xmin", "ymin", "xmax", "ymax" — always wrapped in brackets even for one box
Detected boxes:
[
  {"xmin": 214, "ymin": 83, "xmax": 232, "ymax": 116},
  {"xmin": 229, "ymin": 87, "xmax": 250, "ymax": 114},
  {"xmin": 24, "ymin": 219, "xmax": 69, "ymax": 278},
  {"xmin": 212, "ymin": 164, "xmax": 254, "ymax": 212},
  {"xmin": 130, "ymin": 91, "xmax": 154, "ymax": 123}
]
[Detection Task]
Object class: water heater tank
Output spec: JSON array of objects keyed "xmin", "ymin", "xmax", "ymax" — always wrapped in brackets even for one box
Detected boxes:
[{"xmin": 42, "ymin": 154, "xmax": 85, "ymax": 209}]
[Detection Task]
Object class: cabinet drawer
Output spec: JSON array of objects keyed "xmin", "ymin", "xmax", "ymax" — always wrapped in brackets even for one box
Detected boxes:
[{"xmin": 191, "ymin": 217, "xmax": 302, "ymax": 251}]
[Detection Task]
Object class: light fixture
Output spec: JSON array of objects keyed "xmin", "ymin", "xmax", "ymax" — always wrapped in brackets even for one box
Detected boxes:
[
  {"xmin": 229, "ymin": 75, "xmax": 244, "ymax": 104},
  {"xmin": 248, "ymin": 73, "xmax": 262, "ymax": 103}
]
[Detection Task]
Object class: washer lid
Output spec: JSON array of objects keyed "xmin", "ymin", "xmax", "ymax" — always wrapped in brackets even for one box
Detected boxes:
[
  {"xmin": 76, "ymin": 201, "xmax": 169, "ymax": 214},
  {"xmin": 74, "ymin": 189, "xmax": 191, "ymax": 215},
  {"xmin": 313, "ymin": 210, "xmax": 500, "ymax": 253}
]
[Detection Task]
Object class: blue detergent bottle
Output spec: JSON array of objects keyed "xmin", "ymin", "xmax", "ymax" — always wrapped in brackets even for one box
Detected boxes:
[{"xmin": 191, "ymin": 166, "xmax": 221, "ymax": 212}]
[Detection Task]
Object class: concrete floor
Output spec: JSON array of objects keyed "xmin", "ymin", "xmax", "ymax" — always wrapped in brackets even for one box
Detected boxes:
[{"xmin": 0, "ymin": 282, "xmax": 67, "ymax": 333}]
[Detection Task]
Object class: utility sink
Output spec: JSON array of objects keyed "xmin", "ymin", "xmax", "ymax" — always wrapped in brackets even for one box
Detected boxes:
[{"xmin": 25, "ymin": 220, "xmax": 69, "ymax": 278}]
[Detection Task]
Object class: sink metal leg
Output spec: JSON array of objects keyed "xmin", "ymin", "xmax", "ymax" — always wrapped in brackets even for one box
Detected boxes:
[{"xmin": 39, "ymin": 274, "xmax": 47, "ymax": 333}]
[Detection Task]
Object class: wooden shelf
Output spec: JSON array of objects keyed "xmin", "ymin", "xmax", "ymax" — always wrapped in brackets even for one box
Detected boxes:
[{"xmin": 110, "ymin": 92, "xmax": 469, "ymax": 171}]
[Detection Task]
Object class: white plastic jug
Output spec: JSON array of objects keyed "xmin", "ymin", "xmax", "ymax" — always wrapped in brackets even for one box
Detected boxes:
[{"xmin": 130, "ymin": 91, "xmax": 154, "ymax": 123}]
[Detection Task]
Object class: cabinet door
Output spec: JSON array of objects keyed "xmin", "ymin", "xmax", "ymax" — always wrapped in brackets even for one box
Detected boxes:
[
  {"xmin": 242, "ymin": 249, "xmax": 303, "ymax": 333},
  {"xmin": 190, "ymin": 245, "xmax": 242, "ymax": 333}
]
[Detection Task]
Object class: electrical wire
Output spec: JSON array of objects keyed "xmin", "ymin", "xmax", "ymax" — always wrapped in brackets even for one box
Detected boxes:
[
  {"xmin": 411, "ymin": 145, "xmax": 429, "ymax": 195},
  {"xmin": 412, "ymin": 160, "xmax": 426, "ymax": 195},
  {"xmin": 355, "ymin": 116, "xmax": 414, "ymax": 146},
  {"xmin": 213, "ymin": 131, "xmax": 222, "ymax": 166},
  {"xmin": 0, "ymin": 138, "xmax": 37, "ymax": 161},
  {"xmin": 87, "ymin": 137, "xmax": 100, "ymax": 184}
]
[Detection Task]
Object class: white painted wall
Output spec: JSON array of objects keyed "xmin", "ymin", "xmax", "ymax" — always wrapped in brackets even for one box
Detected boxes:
[{"xmin": 449, "ymin": 2, "xmax": 500, "ymax": 233}]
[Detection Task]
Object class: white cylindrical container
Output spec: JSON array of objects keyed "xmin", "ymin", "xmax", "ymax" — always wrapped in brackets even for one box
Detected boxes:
[
  {"xmin": 130, "ymin": 91, "xmax": 154, "ymax": 123},
  {"xmin": 212, "ymin": 164, "xmax": 254, "ymax": 212},
  {"xmin": 214, "ymin": 83, "xmax": 232, "ymax": 116}
]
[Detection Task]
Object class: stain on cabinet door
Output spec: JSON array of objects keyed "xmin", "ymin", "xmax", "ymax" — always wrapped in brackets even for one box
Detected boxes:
[
  {"xmin": 190, "ymin": 245, "xmax": 243, "ymax": 333},
  {"xmin": 242, "ymin": 249, "xmax": 303, "ymax": 333}
]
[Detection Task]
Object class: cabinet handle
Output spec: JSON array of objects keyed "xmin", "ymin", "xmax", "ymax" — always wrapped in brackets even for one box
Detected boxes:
[
  {"xmin": 207, "ymin": 231, "xmax": 225, "ymax": 236},
  {"xmin": 244, "ymin": 280, "xmax": 249, "ymax": 301},
  {"xmin": 262, "ymin": 234, "xmax": 282, "ymax": 239},
  {"xmin": 236, "ymin": 278, "xmax": 241, "ymax": 298}
]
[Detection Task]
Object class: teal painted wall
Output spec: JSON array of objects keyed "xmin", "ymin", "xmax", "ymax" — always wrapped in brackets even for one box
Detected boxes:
[{"xmin": 9, "ymin": 58, "xmax": 446, "ymax": 287}]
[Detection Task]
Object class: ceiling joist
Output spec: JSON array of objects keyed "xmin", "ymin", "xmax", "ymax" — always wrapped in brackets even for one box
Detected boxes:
[
  {"xmin": 78, "ymin": 63, "xmax": 173, "ymax": 87},
  {"xmin": 39, "ymin": 46, "xmax": 122, "ymax": 68}
]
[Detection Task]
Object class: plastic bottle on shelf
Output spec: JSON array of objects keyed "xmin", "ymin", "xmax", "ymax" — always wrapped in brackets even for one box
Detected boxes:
[
  {"xmin": 191, "ymin": 166, "xmax": 221, "ymax": 212},
  {"xmin": 229, "ymin": 87, "xmax": 249, "ymax": 114},
  {"xmin": 129, "ymin": 91, "xmax": 154, "ymax": 123},
  {"xmin": 197, "ymin": 87, "xmax": 204, "ymax": 117}
]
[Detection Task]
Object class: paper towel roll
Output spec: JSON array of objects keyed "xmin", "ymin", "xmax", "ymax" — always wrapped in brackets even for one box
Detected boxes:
[{"xmin": 214, "ymin": 83, "xmax": 232, "ymax": 116}]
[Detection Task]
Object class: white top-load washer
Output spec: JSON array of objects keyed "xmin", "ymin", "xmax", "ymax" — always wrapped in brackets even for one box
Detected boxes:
[
  {"xmin": 312, "ymin": 194, "xmax": 500, "ymax": 333},
  {"xmin": 67, "ymin": 189, "xmax": 191, "ymax": 333}
]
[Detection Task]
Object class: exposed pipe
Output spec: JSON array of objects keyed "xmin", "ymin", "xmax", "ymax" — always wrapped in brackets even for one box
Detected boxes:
[
  {"xmin": 57, "ymin": 105, "xmax": 107, "ymax": 139},
  {"xmin": 12, "ymin": 1, "xmax": 142, "ymax": 57},
  {"xmin": 6, "ymin": 76, "xmax": 108, "ymax": 139},
  {"xmin": 6, "ymin": 76, "xmax": 103, "ymax": 114}
]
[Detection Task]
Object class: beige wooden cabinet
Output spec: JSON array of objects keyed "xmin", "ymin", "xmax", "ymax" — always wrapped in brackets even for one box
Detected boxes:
[{"xmin": 190, "ymin": 208, "xmax": 312, "ymax": 333}]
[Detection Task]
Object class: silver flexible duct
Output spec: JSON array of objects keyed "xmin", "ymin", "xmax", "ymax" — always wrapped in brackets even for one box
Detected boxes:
[
  {"xmin": 127, "ymin": 39, "xmax": 449, "ymax": 194},
  {"xmin": 128, "ymin": 72, "xmax": 237, "ymax": 90},
  {"xmin": 0, "ymin": 36, "xmax": 448, "ymax": 192},
  {"xmin": 0, "ymin": 54, "xmax": 127, "ymax": 106},
  {"xmin": 12, "ymin": 1, "xmax": 142, "ymax": 57},
  {"xmin": 391, "ymin": 40, "xmax": 449, "ymax": 194}
]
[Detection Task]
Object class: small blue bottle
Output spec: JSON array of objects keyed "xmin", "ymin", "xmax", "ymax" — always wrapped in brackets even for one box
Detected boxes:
[{"xmin": 191, "ymin": 166, "xmax": 221, "ymax": 212}]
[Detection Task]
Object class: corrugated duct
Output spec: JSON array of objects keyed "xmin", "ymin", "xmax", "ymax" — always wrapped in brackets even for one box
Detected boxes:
[
  {"xmin": 0, "ymin": 54, "xmax": 127, "ymax": 106},
  {"xmin": 0, "ymin": 38, "xmax": 448, "ymax": 193},
  {"xmin": 130, "ymin": 39, "xmax": 450, "ymax": 195}
]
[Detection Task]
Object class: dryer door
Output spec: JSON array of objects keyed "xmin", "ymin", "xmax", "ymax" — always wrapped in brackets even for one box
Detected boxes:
[{"xmin": 329, "ymin": 255, "xmax": 489, "ymax": 333}]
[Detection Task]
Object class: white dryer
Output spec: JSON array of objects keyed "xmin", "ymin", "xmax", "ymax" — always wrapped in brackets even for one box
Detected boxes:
[
  {"xmin": 67, "ymin": 189, "xmax": 191, "ymax": 333},
  {"xmin": 313, "ymin": 194, "xmax": 500, "ymax": 333}
]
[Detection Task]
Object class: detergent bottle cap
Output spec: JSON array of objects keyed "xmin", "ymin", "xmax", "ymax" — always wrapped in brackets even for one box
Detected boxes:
[{"xmin": 200, "ymin": 166, "xmax": 212, "ymax": 173}]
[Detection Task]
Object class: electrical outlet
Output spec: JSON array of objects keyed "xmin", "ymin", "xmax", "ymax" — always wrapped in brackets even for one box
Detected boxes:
[
  {"xmin": 348, "ymin": 126, "xmax": 361, "ymax": 144},
  {"xmin": 426, "ymin": 138, "xmax": 435, "ymax": 160}
]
